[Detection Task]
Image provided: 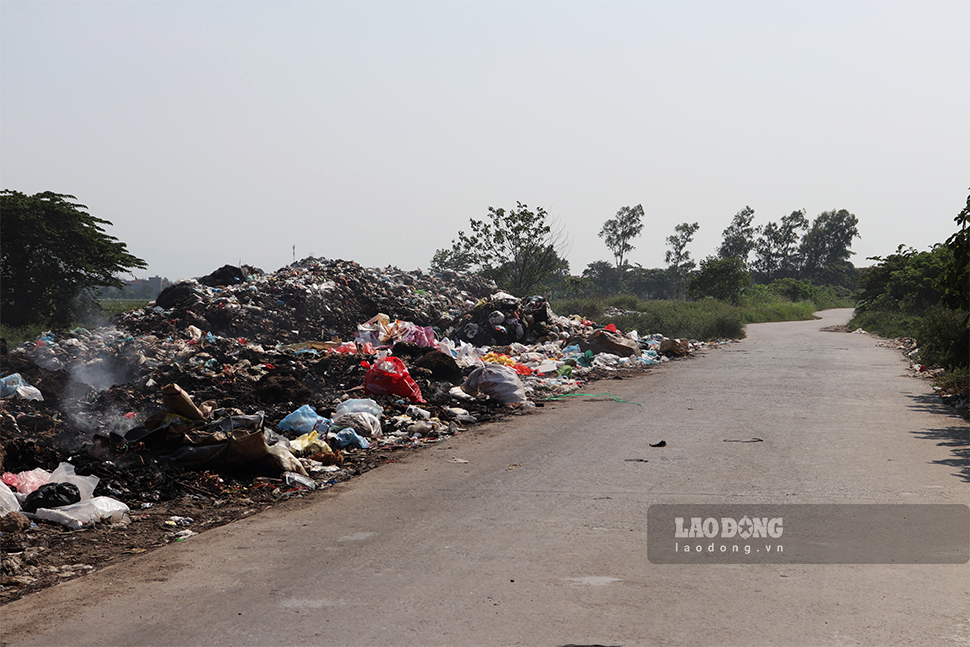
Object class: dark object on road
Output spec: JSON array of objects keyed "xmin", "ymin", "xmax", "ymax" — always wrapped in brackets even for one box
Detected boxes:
[
  {"xmin": 624, "ymin": 458, "xmax": 649, "ymax": 463},
  {"xmin": 723, "ymin": 438, "xmax": 764, "ymax": 443},
  {"xmin": 650, "ymin": 440, "xmax": 666, "ymax": 447}
]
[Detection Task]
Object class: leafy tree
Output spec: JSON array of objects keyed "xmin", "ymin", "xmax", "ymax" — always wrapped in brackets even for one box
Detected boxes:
[
  {"xmin": 687, "ymin": 256, "xmax": 752, "ymax": 304},
  {"xmin": 430, "ymin": 202, "xmax": 570, "ymax": 295},
  {"xmin": 718, "ymin": 206, "xmax": 757, "ymax": 265},
  {"xmin": 429, "ymin": 246, "xmax": 474, "ymax": 274},
  {"xmin": 752, "ymin": 210, "xmax": 809, "ymax": 282},
  {"xmin": 599, "ymin": 204, "xmax": 645, "ymax": 268},
  {"xmin": 799, "ymin": 209, "xmax": 860, "ymax": 288},
  {"xmin": 1, "ymin": 191, "xmax": 147, "ymax": 328},
  {"xmin": 665, "ymin": 221, "xmax": 700, "ymax": 300},
  {"xmin": 582, "ymin": 260, "xmax": 625, "ymax": 295},
  {"xmin": 936, "ymin": 190, "xmax": 969, "ymax": 313},
  {"xmin": 856, "ymin": 245, "xmax": 951, "ymax": 314},
  {"xmin": 626, "ymin": 265, "xmax": 677, "ymax": 300}
]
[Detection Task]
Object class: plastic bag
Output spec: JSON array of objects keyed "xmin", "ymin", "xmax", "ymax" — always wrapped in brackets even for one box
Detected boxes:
[
  {"xmin": 279, "ymin": 405, "xmax": 331, "ymax": 434},
  {"xmin": 334, "ymin": 398, "xmax": 382, "ymax": 418},
  {"xmin": 332, "ymin": 411, "xmax": 382, "ymax": 438},
  {"xmin": 363, "ymin": 357, "xmax": 425, "ymax": 403},
  {"xmin": 49, "ymin": 462, "xmax": 99, "ymax": 500},
  {"xmin": 2, "ymin": 468, "xmax": 52, "ymax": 494},
  {"xmin": 289, "ymin": 430, "xmax": 332, "ymax": 455},
  {"xmin": 330, "ymin": 429, "xmax": 370, "ymax": 450},
  {"xmin": 0, "ymin": 374, "xmax": 44, "ymax": 401},
  {"xmin": 461, "ymin": 364, "xmax": 526, "ymax": 404},
  {"xmin": 0, "ymin": 482, "xmax": 20, "ymax": 514},
  {"xmin": 22, "ymin": 482, "xmax": 81, "ymax": 513},
  {"xmin": 36, "ymin": 496, "xmax": 129, "ymax": 526}
]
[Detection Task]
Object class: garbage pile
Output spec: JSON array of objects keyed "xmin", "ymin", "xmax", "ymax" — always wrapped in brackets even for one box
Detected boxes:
[{"xmin": 0, "ymin": 257, "xmax": 701, "ymax": 603}]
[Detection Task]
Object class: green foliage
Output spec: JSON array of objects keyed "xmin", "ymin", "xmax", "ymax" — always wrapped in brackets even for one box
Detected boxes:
[
  {"xmin": 551, "ymin": 288, "xmax": 828, "ymax": 342},
  {"xmin": 665, "ymin": 222, "xmax": 700, "ymax": 300},
  {"xmin": 430, "ymin": 202, "xmax": 569, "ymax": 295},
  {"xmin": 600, "ymin": 299, "xmax": 746, "ymax": 340},
  {"xmin": 798, "ymin": 209, "xmax": 860, "ymax": 288},
  {"xmin": 718, "ymin": 206, "xmax": 757, "ymax": 265},
  {"xmin": 855, "ymin": 245, "xmax": 951, "ymax": 314},
  {"xmin": 933, "ymin": 366, "xmax": 969, "ymax": 399},
  {"xmin": 765, "ymin": 278, "xmax": 855, "ymax": 310},
  {"xmin": 0, "ymin": 191, "xmax": 148, "ymax": 328},
  {"xmin": 848, "ymin": 193, "xmax": 968, "ymax": 370},
  {"xmin": 917, "ymin": 306, "xmax": 969, "ymax": 370},
  {"xmin": 752, "ymin": 210, "xmax": 808, "ymax": 281},
  {"xmin": 599, "ymin": 204, "xmax": 644, "ymax": 268},
  {"xmin": 936, "ymin": 191, "xmax": 969, "ymax": 313},
  {"xmin": 687, "ymin": 256, "xmax": 751, "ymax": 304},
  {"xmin": 551, "ymin": 297, "xmax": 602, "ymax": 321},
  {"xmin": 582, "ymin": 260, "xmax": 625, "ymax": 295}
]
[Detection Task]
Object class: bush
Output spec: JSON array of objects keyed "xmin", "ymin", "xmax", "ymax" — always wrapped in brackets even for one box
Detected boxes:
[{"xmin": 917, "ymin": 307, "xmax": 970, "ymax": 370}]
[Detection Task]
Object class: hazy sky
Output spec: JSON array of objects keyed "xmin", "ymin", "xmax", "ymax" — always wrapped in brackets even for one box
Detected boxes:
[{"xmin": 2, "ymin": 1, "xmax": 967, "ymax": 282}]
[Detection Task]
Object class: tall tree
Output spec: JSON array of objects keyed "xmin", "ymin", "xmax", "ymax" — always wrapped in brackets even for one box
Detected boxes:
[
  {"xmin": 752, "ymin": 210, "xmax": 809, "ymax": 281},
  {"xmin": 1, "ymin": 191, "xmax": 148, "ymax": 328},
  {"xmin": 665, "ymin": 221, "xmax": 700, "ymax": 300},
  {"xmin": 582, "ymin": 260, "xmax": 624, "ymax": 295},
  {"xmin": 718, "ymin": 206, "xmax": 757, "ymax": 265},
  {"xmin": 799, "ymin": 209, "xmax": 860, "ymax": 287},
  {"xmin": 430, "ymin": 202, "xmax": 570, "ymax": 296},
  {"xmin": 599, "ymin": 204, "xmax": 645, "ymax": 268},
  {"xmin": 688, "ymin": 256, "xmax": 752, "ymax": 304}
]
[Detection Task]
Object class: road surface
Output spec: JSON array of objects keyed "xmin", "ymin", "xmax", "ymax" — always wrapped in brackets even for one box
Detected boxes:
[{"xmin": 3, "ymin": 308, "xmax": 968, "ymax": 646}]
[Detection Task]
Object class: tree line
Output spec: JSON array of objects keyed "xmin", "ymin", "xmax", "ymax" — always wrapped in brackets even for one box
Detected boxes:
[{"xmin": 430, "ymin": 201, "xmax": 862, "ymax": 302}]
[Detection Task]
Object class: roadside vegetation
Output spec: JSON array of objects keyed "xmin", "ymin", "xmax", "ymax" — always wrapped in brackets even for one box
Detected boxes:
[
  {"xmin": 848, "ymin": 193, "xmax": 969, "ymax": 398},
  {"xmin": 553, "ymin": 279, "xmax": 853, "ymax": 341}
]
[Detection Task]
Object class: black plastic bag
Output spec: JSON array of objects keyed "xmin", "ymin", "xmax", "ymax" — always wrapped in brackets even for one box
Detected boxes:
[{"xmin": 22, "ymin": 482, "xmax": 81, "ymax": 513}]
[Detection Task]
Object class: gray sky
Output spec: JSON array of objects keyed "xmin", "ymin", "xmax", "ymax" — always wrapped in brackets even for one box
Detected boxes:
[{"xmin": 2, "ymin": 1, "xmax": 967, "ymax": 283}]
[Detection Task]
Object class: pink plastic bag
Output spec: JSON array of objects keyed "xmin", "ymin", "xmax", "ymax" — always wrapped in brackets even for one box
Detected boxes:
[
  {"xmin": 2, "ymin": 467, "xmax": 52, "ymax": 494},
  {"xmin": 362, "ymin": 357, "xmax": 425, "ymax": 403}
]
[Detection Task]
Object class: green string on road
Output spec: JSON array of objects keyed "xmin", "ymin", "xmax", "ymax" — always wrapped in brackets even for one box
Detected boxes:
[{"xmin": 543, "ymin": 392, "xmax": 643, "ymax": 407}]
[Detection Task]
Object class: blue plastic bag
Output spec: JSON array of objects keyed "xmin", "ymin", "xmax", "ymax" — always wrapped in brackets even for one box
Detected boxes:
[
  {"xmin": 331, "ymin": 429, "xmax": 369, "ymax": 450},
  {"xmin": 279, "ymin": 405, "xmax": 330, "ymax": 434}
]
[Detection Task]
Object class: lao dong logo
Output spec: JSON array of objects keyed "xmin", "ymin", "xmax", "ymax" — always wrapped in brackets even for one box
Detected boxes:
[{"xmin": 674, "ymin": 516, "xmax": 783, "ymax": 539}]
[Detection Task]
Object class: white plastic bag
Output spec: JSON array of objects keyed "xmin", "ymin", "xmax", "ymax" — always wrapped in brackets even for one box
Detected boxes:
[
  {"xmin": 0, "ymin": 481, "xmax": 21, "ymax": 514},
  {"xmin": 36, "ymin": 496, "xmax": 129, "ymax": 527},
  {"xmin": 461, "ymin": 364, "xmax": 526, "ymax": 404},
  {"xmin": 49, "ymin": 462, "xmax": 100, "ymax": 500}
]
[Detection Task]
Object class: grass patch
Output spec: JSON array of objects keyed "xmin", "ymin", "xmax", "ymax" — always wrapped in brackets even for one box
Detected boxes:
[
  {"xmin": 97, "ymin": 299, "xmax": 150, "ymax": 318},
  {"xmin": 551, "ymin": 289, "xmax": 830, "ymax": 341}
]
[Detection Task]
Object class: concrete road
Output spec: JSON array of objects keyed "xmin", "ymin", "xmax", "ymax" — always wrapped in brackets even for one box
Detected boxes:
[{"xmin": 3, "ymin": 309, "xmax": 968, "ymax": 647}]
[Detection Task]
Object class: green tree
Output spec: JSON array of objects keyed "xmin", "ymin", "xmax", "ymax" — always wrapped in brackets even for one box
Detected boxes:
[
  {"xmin": 1, "ymin": 191, "xmax": 147, "ymax": 328},
  {"xmin": 582, "ymin": 260, "xmax": 624, "ymax": 295},
  {"xmin": 936, "ymin": 190, "xmax": 969, "ymax": 313},
  {"xmin": 626, "ymin": 265, "xmax": 677, "ymax": 300},
  {"xmin": 431, "ymin": 202, "xmax": 570, "ymax": 295},
  {"xmin": 665, "ymin": 221, "xmax": 700, "ymax": 300},
  {"xmin": 599, "ymin": 204, "xmax": 645, "ymax": 268},
  {"xmin": 799, "ymin": 209, "xmax": 860, "ymax": 288},
  {"xmin": 752, "ymin": 210, "xmax": 809, "ymax": 282},
  {"xmin": 688, "ymin": 256, "xmax": 752, "ymax": 304},
  {"xmin": 718, "ymin": 206, "xmax": 757, "ymax": 265}
]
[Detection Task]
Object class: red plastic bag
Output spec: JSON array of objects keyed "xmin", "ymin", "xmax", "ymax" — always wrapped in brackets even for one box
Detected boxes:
[
  {"xmin": 362, "ymin": 357, "xmax": 425, "ymax": 403},
  {"xmin": 604, "ymin": 323, "xmax": 620, "ymax": 334}
]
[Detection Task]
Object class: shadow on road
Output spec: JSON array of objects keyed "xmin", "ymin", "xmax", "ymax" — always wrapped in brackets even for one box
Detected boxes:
[{"xmin": 905, "ymin": 393, "xmax": 970, "ymax": 483}]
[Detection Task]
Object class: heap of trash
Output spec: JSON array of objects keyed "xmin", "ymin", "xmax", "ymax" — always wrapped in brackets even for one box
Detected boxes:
[{"xmin": 0, "ymin": 257, "xmax": 699, "ymax": 600}]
